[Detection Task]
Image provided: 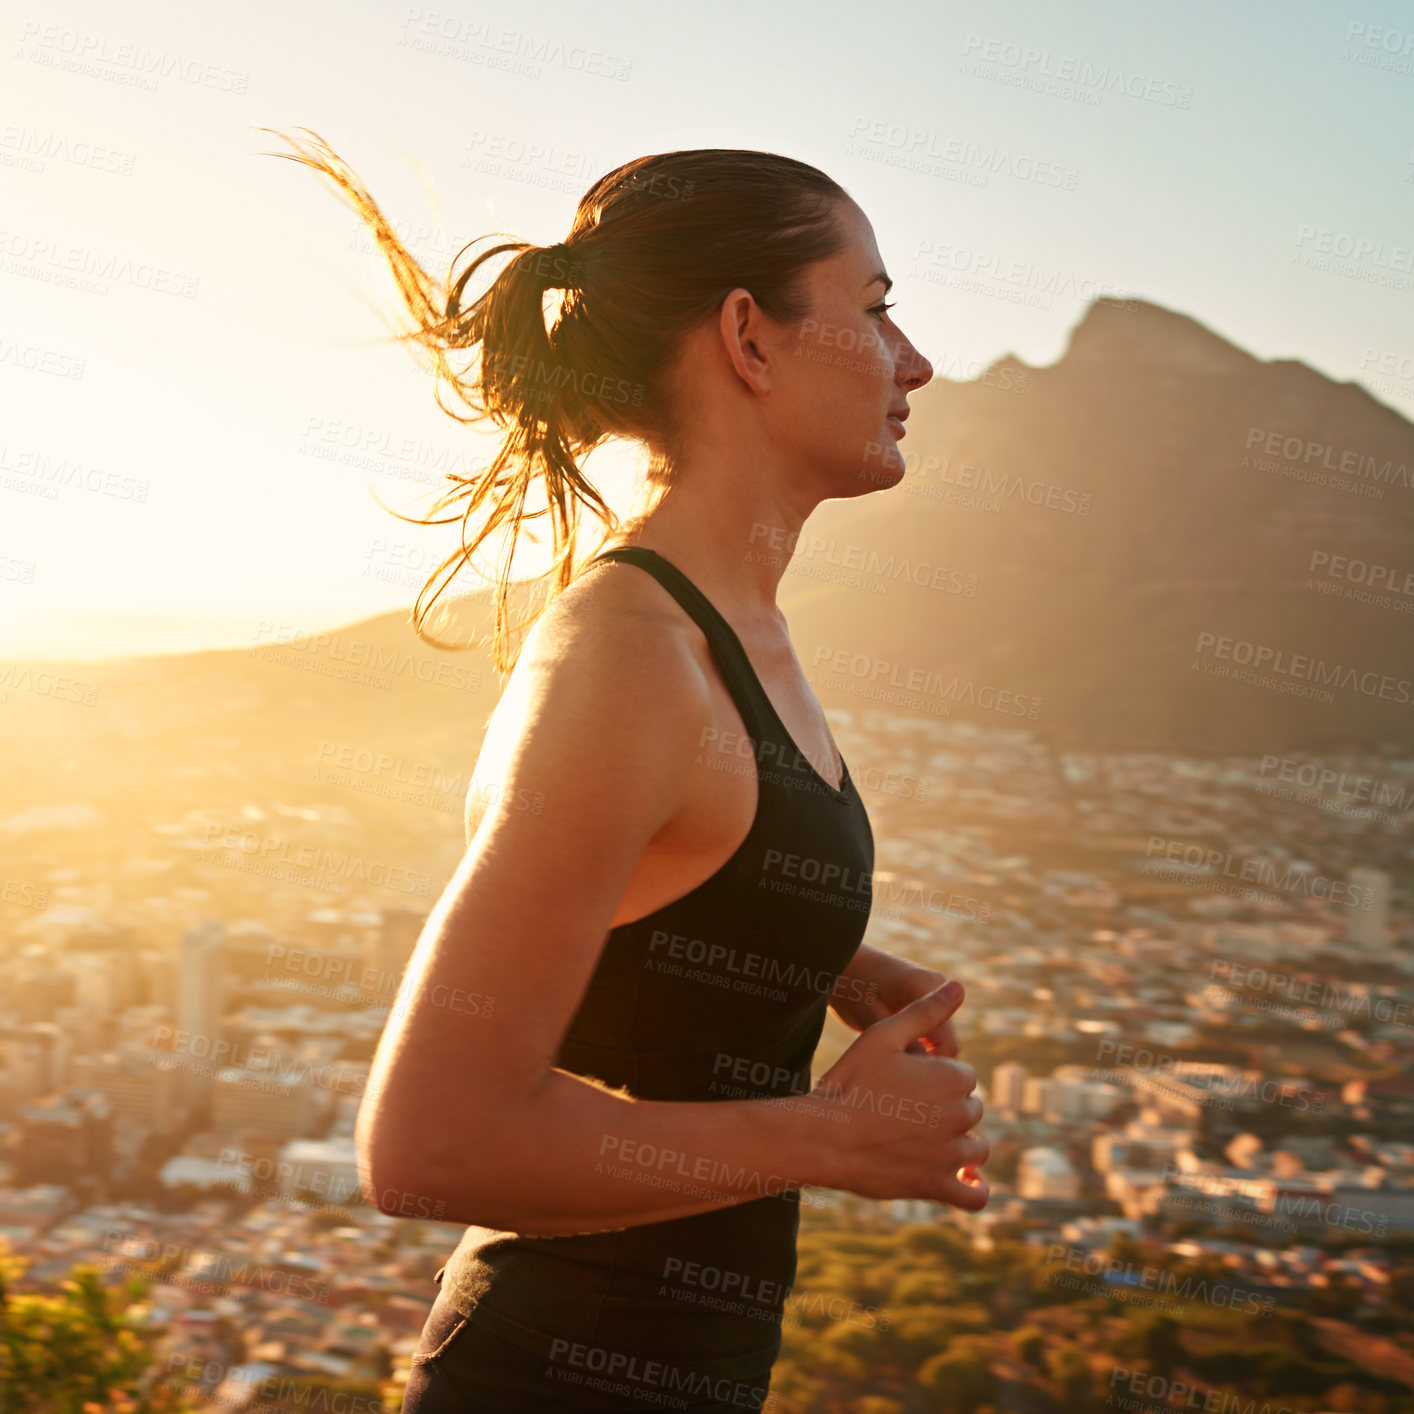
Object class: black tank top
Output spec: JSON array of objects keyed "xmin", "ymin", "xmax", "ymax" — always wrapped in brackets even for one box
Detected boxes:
[{"xmin": 436, "ymin": 545, "xmax": 875, "ymax": 1386}]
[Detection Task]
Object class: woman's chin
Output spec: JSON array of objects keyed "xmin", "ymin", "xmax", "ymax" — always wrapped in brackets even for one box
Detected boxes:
[{"xmin": 854, "ymin": 441, "xmax": 908, "ymax": 492}]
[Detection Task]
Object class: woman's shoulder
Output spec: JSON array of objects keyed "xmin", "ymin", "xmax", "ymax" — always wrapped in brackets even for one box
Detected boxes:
[
  {"xmin": 528, "ymin": 552, "xmax": 705, "ymax": 672},
  {"xmin": 461, "ymin": 559, "xmax": 717, "ymax": 843}
]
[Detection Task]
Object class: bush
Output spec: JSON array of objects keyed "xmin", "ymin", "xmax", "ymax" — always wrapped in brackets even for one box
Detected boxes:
[
  {"xmin": 1047, "ymin": 1346, "xmax": 1096, "ymax": 1404},
  {"xmin": 1119, "ymin": 1311, "xmax": 1185, "ymax": 1373},
  {"xmin": 1011, "ymin": 1325, "xmax": 1047, "ymax": 1370},
  {"xmin": 917, "ymin": 1335, "xmax": 999, "ymax": 1414},
  {"xmin": 0, "ymin": 1247, "xmax": 200, "ymax": 1413},
  {"xmin": 893, "ymin": 1269, "xmax": 960, "ymax": 1305}
]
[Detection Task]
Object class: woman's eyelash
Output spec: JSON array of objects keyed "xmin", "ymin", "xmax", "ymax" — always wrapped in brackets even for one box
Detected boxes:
[{"xmin": 869, "ymin": 301, "xmax": 896, "ymax": 319}]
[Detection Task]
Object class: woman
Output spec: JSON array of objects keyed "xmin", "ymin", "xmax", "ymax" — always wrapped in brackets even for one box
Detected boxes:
[{"xmin": 269, "ymin": 135, "xmax": 990, "ymax": 1412}]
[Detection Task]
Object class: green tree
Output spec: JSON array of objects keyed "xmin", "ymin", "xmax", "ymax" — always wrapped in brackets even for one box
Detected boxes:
[
  {"xmin": 918, "ymin": 1335, "xmax": 999, "ymax": 1414},
  {"xmin": 1120, "ymin": 1311, "xmax": 1184, "ymax": 1374},
  {"xmin": 0, "ymin": 1244, "xmax": 200, "ymax": 1412},
  {"xmin": 1010, "ymin": 1324, "xmax": 1047, "ymax": 1371},
  {"xmin": 893, "ymin": 1269, "xmax": 959, "ymax": 1305},
  {"xmin": 1106, "ymin": 1232, "xmax": 1145, "ymax": 1270},
  {"xmin": 1048, "ymin": 1346, "xmax": 1097, "ymax": 1406}
]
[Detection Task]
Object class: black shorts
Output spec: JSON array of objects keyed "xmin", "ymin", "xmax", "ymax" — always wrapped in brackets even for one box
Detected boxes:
[{"xmin": 402, "ymin": 1287, "xmax": 779, "ymax": 1413}]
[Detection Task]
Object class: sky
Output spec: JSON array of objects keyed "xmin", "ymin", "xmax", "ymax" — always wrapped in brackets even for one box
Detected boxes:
[{"xmin": 3, "ymin": 0, "xmax": 1412, "ymax": 660}]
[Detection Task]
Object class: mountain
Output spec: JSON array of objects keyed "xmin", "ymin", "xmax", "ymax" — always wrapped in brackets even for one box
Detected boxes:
[
  {"xmin": 3, "ymin": 295, "xmax": 1411, "ymax": 856},
  {"xmin": 789, "ymin": 296, "xmax": 1414, "ymax": 755}
]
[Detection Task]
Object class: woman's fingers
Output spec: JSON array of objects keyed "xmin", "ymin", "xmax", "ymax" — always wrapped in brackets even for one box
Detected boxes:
[
  {"xmin": 940, "ymin": 1094, "xmax": 984, "ymax": 1132},
  {"xmin": 905, "ymin": 1020, "xmax": 960, "ymax": 1058},
  {"xmin": 956, "ymin": 1131, "xmax": 989, "ymax": 1167},
  {"xmin": 934, "ymin": 1167, "xmax": 990, "ymax": 1211},
  {"xmin": 926, "ymin": 1056, "xmax": 978, "ymax": 1097}
]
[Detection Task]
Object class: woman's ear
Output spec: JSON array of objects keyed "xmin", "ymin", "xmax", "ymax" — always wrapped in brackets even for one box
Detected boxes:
[{"xmin": 717, "ymin": 287, "xmax": 775, "ymax": 393}]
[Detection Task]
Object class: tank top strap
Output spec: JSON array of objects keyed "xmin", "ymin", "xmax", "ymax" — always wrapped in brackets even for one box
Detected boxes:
[{"xmin": 584, "ymin": 545, "xmax": 776, "ymax": 746}]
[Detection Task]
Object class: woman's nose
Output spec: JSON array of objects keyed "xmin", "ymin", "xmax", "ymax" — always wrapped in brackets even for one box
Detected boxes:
[{"xmin": 900, "ymin": 345, "xmax": 932, "ymax": 391}]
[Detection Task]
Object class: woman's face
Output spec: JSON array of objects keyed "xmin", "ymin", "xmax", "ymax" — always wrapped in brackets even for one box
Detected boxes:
[{"xmin": 774, "ymin": 198, "xmax": 933, "ymax": 497}]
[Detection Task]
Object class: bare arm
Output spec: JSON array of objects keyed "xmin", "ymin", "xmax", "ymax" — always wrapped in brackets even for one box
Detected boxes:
[
  {"xmin": 355, "ymin": 584, "xmax": 842, "ymax": 1233},
  {"xmin": 364, "ymin": 1046, "xmax": 846, "ymax": 1235},
  {"xmin": 356, "ymin": 579, "xmax": 986, "ymax": 1235}
]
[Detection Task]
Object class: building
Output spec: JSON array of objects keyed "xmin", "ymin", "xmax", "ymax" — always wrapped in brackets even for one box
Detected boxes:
[
  {"xmin": 1016, "ymin": 1147, "xmax": 1080, "ymax": 1199},
  {"xmin": 70, "ymin": 1048, "xmax": 182, "ymax": 1134},
  {"xmin": 158, "ymin": 1154, "xmax": 252, "ymax": 1195},
  {"xmin": 71, "ymin": 950, "xmax": 134, "ymax": 1018},
  {"xmin": 0, "ymin": 1183, "xmax": 71, "ymax": 1244},
  {"xmin": 1092, "ymin": 1115, "xmax": 1191, "ymax": 1175},
  {"xmin": 14, "ymin": 1088, "xmax": 113, "ymax": 1183},
  {"xmin": 1326, "ymin": 1184, "xmax": 1414, "ymax": 1233},
  {"xmin": 0, "ymin": 1023, "xmax": 71, "ymax": 1102},
  {"xmin": 1126, "ymin": 1066, "xmax": 1225, "ymax": 1126},
  {"xmin": 1199, "ymin": 922, "xmax": 1302, "ymax": 964},
  {"xmin": 992, "ymin": 1062, "xmax": 1027, "ymax": 1114},
  {"xmin": 1023, "ymin": 1069, "xmax": 1121, "ymax": 1123},
  {"xmin": 12, "ymin": 969, "xmax": 76, "ymax": 1024},
  {"xmin": 211, "ymin": 1068, "xmax": 313, "ymax": 1140},
  {"xmin": 212, "ymin": 1363, "xmax": 284, "ymax": 1408},
  {"xmin": 1047, "ymin": 1066, "xmax": 1124, "ymax": 1121},
  {"xmin": 1345, "ymin": 866, "xmax": 1391, "ymax": 950},
  {"xmin": 278, "ymin": 1134, "xmax": 363, "ymax": 1205},
  {"xmin": 1021, "ymin": 1075, "xmax": 1054, "ymax": 1116},
  {"xmin": 136, "ymin": 949, "xmax": 179, "ymax": 1013},
  {"xmin": 1341, "ymin": 1076, "xmax": 1414, "ymax": 1119},
  {"xmin": 116, "ymin": 1004, "xmax": 172, "ymax": 1048},
  {"xmin": 176, "ymin": 919, "xmax": 226, "ymax": 1108}
]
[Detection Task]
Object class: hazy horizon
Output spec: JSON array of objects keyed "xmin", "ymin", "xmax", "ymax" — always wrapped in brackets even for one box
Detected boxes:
[{"xmin": 4, "ymin": 0, "xmax": 1412, "ymax": 659}]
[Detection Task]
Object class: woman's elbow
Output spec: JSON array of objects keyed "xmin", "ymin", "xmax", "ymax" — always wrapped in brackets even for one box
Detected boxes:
[
  {"xmin": 355, "ymin": 1099, "xmax": 428, "ymax": 1214},
  {"xmin": 355, "ymin": 1099, "xmax": 508, "ymax": 1225}
]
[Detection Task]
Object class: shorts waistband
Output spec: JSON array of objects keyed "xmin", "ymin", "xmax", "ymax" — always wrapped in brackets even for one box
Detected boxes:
[{"xmin": 440, "ymin": 1289, "xmax": 782, "ymax": 1382}]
